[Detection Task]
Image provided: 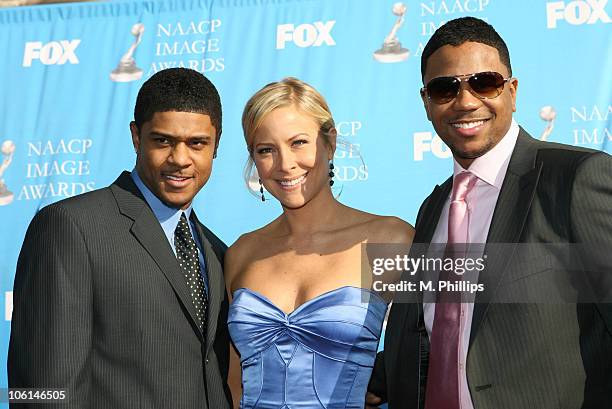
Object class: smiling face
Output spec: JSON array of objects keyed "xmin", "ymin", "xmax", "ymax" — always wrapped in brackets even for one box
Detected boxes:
[
  {"xmin": 252, "ymin": 105, "xmax": 335, "ymax": 209},
  {"xmin": 421, "ymin": 41, "xmax": 518, "ymax": 169},
  {"xmin": 130, "ymin": 111, "xmax": 217, "ymax": 209}
]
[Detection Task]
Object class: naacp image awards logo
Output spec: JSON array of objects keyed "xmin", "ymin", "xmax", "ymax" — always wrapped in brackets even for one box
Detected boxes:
[
  {"xmin": 110, "ymin": 23, "xmax": 145, "ymax": 82},
  {"xmin": 373, "ymin": 2, "xmax": 410, "ymax": 63},
  {"xmin": 540, "ymin": 106, "xmax": 557, "ymax": 141},
  {"xmin": 0, "ymin": 140, "xmax": 15, "ymax": 206}
]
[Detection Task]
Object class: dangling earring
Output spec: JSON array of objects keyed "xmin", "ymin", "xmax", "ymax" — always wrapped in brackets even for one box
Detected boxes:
[
  {"xmin": 259, "ymin": 178, "xmax": 265, "ymax": 202},
  {"xmin": 329, "ymin": 161, "xmax": 335, "ymax": 186}
]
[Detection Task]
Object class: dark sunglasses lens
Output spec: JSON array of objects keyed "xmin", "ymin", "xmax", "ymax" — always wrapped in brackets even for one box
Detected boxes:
[
  {"xmin": 427, "ymin": 77, "xmax": 460, "ymax": 103},
  {"xmin": 468, "ymin": 72, "xmax": 505, "ymax": 98}
]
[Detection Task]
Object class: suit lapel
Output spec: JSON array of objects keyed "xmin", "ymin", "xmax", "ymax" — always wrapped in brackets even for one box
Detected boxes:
[
  {"xmin": 111, "ymin": 172, "xmax": 205, "ymax": 343},
  {"xmin": 392, "ymin": 178, "xmax": 452, "ymax": 398},
  {"xmin": 408, "ymin": 178, "xmax": 452, "ymax": 306},
  {"xmin": 191, "ymin": 212, "xmax": 224, "ymax": 351},
  {"xmin": 416, "ymin": 178, "xmax": 452, "ymax": 244},
  {"xmin": 469, "ymin": 129, "xmax": 543, "ymax": 345}
]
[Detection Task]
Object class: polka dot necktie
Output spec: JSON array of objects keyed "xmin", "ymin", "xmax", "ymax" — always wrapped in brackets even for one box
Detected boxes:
[{"xmin": 175, "ymin": 213, "xmax": 208, "ymax": 334}]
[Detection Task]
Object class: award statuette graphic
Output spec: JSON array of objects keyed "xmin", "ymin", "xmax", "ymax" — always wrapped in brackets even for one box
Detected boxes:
[
  {"xmin": 539, "ymin": 106, "xmax": 556, "ymax": 141},
  {"xmin": 0, "ymin": 140, "xmax": 15, "ymax": 206},
  {"xmin": 110, "ymin": 23, "xmax": 145, "ymax": 82},
  {"xmin": 373, "ymin": 2, "xmax": 410, "ymax": 63}
]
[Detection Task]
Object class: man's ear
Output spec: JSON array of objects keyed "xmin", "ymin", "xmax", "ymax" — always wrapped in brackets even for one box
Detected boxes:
[
  {"xmin": 129, "ymin": 121, "xmax": 141, "ymax": 153},
  {"xmin": 420, "ymin": 89, "xmax": 432, "ymax": 121},
  {"xmin": 213, "ymin": 129, "xmax": 221, "ymax": 159},
  {"xmin": 508, "ymin": 77, "xmax": 518, "ymax": 113}
]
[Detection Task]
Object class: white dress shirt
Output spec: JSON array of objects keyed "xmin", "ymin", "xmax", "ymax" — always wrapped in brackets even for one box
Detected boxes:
[{"xmin": 425, "ymin": 119, "xmax": 519, "ymax": 409}]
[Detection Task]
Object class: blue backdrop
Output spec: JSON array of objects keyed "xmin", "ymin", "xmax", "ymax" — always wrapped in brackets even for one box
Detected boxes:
[{"xmin": 0, "ymin": 0, "xmax": 610, "ymax": 398}]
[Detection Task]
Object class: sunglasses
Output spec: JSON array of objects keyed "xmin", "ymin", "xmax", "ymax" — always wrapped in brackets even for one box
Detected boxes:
[{"xmin": 421, "ymin": 71, "xmax": 512, "ymax": 104}]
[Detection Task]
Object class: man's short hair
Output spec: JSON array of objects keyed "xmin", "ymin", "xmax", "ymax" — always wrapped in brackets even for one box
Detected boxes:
[
  {"xmin": 133, "ymin": 68, "xmax": 222, "ymax": 139},
  {"xmin": 421, "ymin": 17, "xmax": 512, "ymax": 80}
]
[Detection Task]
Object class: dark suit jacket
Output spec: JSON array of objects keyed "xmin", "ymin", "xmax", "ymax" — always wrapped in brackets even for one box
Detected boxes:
[
  {"xmin": 370, "ymin": 129, "xmax": 612, "ymax": 409},
  {"xmin": 8, "ymin": 171, "xmax": 231, "ymax": 409}
]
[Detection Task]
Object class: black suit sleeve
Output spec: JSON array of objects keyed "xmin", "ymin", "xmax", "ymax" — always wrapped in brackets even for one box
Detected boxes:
[
  {"xmin": 8, "ymin": 204, "xmax": 92, "ymax": 408},
  {"xmin": 214, "ymin": 284, "xmax": 232, "ymax": 403},
  {"xmin": 571, "ymin": 152, "xmax": 612, "ymax": 242},
  {"xmin": 569, "ymin": 151, "xmax": 612, "ymax": 408},
  {"xmin": 200, "ymin": 223, "xmax": 233, "ymax": 405},
  {"xmin": 367, "ymin": 193, "xmax": 434, "ymax": 403},
  {"xmin": 570, "ymin": 152, "xmax": 612, "ymax": 330},
  {"xmin": 368, "ymin": 351, "xmax": 387, "ymax": 402}
]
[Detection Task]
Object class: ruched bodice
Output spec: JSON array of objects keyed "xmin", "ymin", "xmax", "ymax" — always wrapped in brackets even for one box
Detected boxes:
[{"xmin": 228, "ymin": 286, "xmax": 387, "ymax": 409}]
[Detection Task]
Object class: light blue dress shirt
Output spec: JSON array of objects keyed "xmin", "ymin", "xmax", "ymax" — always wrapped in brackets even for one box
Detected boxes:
[{"xmin": 131, "ymin": 169, "xmax": 208, "ymax": 292}]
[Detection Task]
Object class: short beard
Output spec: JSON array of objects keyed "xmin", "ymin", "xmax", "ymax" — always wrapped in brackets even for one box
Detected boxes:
[{"xmin": 449, "ymin": 137, "xmax": 497, "ymax": 161}]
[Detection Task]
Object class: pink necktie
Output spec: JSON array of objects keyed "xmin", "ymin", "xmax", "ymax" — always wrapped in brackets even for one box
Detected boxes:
[{"xmin": 425, "ymin": 171, "xmax": 478, "ymax": 409}]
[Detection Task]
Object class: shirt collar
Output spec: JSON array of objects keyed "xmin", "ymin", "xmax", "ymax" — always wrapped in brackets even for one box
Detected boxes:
[
  {"xmin": 130, "ymin": 168, "xmax": 193, "ymax": 224},
  {"xmin": 453, "ymin": 118, "xmax": 519, "ymax": 189}
]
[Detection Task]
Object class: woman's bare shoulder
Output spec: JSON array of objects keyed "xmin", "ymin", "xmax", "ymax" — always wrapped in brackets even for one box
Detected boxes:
[
  {"xmin": 225, "ymin": 219, "xmax": 284, "ymax": 286},
  {"xmin": 369, "ymin": 215, "xmax": 415, "ymax": 244},
  {"xmin": 346, "ymin": 208, "xmax": 414, "ymax": 245}
]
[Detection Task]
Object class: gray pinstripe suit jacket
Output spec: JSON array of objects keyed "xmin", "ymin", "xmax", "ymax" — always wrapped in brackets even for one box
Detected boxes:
[
  {"xmin": 370, "ymin": 129, "xmax": 612, "ymax": 409},
  {"xmin": 8, "ymin": 171, "xmax": 232, "ymax": 409}
]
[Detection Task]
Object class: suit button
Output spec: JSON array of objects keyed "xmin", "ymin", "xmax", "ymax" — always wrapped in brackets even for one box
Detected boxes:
[{"xmin": 205, "ymin": 359, "xmax": 209, "ymax": 364}]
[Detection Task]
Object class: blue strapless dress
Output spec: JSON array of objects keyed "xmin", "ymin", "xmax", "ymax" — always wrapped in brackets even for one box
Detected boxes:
[{"xmin": 228, "ymin": 286, "xmax": 386, "ymax": 409}]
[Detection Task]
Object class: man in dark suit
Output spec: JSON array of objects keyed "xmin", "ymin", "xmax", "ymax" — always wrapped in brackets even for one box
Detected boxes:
[
  {"xmin": 367, "ymin": 17, "xmax": 612, "ymax": 409},
  {"xmin": 8, "ymin": 68, "xmax": 231, "ymax": 409}
]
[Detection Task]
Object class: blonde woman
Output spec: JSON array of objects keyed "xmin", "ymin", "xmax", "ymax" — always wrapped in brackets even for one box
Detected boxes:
[{"xmin": 225, "ymin": 78, "xmax": 413, "ymax": 408}]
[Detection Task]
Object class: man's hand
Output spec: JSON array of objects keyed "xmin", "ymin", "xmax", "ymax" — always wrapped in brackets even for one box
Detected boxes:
[{"xmin": 365, "ymin": 391, "xmax": 383, "ymax": 408}]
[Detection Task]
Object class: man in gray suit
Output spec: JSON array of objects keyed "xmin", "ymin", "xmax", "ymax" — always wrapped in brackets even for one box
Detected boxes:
[
  {"xmin": 367, "ymin": 17, "xmax": 612, "ymax": 409},
  {"xmin": 9, "ymin": 68, "xmax": 232, "ymax": 409}
]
